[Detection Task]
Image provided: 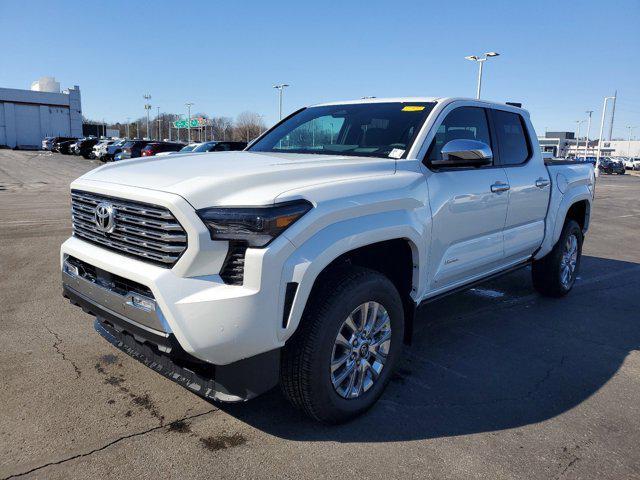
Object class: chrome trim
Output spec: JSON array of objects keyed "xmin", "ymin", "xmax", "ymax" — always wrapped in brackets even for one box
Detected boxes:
[
  {"xmin": 70, "ymin": 190, "xmax": 187, "ymax": 267},
  {"xmin": 62, "ymin": 260, "xmax": 169, "ymax": 335}
]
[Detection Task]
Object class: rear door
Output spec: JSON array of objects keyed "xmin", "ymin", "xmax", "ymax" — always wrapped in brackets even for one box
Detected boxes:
[
  {"xmin": 490, "ymin": 109, "xmax": 550, "ymax": 261},
  {"xmin": 424, "ymin": 106, "xmax": 510, "ymax": 291}
]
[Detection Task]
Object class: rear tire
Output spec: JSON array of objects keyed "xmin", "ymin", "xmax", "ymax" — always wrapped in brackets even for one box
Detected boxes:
[
  {"xmin": 281, "ymin": 266, "xmax": 404, "ymax": 424},
  {"xmin": 532, "ymin": 219, "xmax": 583, "ymax": 297}
]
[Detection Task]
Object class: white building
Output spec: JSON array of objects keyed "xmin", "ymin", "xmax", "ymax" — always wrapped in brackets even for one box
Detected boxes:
[
  {"xmin": 0, "ymin": 79, "xmax": 82, "ymax": 149},
  {"xmin": 600, "ymin": 140, "xmax": 640, "ymax": 158}
]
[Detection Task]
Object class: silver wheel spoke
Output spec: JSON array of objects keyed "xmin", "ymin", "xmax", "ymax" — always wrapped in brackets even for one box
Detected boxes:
[
  {"xmin": 335, "ymin": 332, "xmax": 351, "ymax": 350},
  {"xmin": 330, "ymin": 301, "xmax": 391, "ymax": 399},
  {"xmin": 333, "ymin": 361, "xmax": 356, "ymax": 388},
  {"xmin": 344, "ymin": 315, "xmax": 358, "ymax": 335},
  {"xmin": 331, "ymin": 353, "xmax": 349, "ymax": 373}
]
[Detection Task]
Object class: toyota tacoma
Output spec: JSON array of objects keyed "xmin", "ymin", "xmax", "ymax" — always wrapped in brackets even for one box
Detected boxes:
[{"xmin": 61, "ymin": 97, "xmax": 595, "ymax": 423}]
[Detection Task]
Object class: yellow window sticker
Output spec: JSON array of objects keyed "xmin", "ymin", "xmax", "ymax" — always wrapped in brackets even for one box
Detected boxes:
[{"xmin": 402, "ymin": 106, "xmax": 425, "ymax": 112}]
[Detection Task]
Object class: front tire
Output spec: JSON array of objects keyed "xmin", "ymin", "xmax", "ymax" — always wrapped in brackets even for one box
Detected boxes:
[
  {"xmin": 532, "ymin": 219, "xmax": 583, "ymax": 297},
  {"xmin": 281, "ymin": 266, "xmax": 404, "ymax": 423}
]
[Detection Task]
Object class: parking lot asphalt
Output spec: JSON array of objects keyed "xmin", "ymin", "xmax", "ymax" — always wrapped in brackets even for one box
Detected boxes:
[{"xmin": 1, "ymin": 150, "xmax": 639, "ymax": 479}]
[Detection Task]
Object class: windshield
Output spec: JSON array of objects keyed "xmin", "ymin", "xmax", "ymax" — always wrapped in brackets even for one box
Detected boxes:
[
  {"xmin": 179, "ymin": 145, "xmax": 197, "ymax": 152},
  {"xmin": 249, "ymin": 102, "xmax": 435, "ymax": 158}
]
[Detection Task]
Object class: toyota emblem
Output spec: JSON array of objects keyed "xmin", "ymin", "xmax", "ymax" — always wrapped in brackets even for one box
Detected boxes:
[{"xmin": 94, "ymin": 202, "xmax": 116, "ymax": 233}]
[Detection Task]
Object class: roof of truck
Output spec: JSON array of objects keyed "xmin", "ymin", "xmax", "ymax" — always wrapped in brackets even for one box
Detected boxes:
[{"xmin": 312, "ymin": 97, "xmax": 528, "ymax": 114}]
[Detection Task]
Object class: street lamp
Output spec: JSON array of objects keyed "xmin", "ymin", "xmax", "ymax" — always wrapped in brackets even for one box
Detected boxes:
[
  {"xmin": 464, "ymin": 52, "xmax": 499, "ymax": 99},
  {"xmin": 185, "ymin": 102, "xmax": 194, "ymax": 143},
  {"xmin": 596, "ymin": 96, "xmax": 616, "ymax": 173},
  {"xmin": 627, "ymin": 126, "xmax": 637, "ymax": 158},
  {"xmin": 584, "ymin": 110, "xmax": 593, "ymax": 160},
  {"xmin": 143, "ymin": 94, "xmax": 152, "ymax": 140},
  {"xmin": 574, "ymin": 119, "xmax": 586, "ymax": 159},
  {"xmin": 273, "ymin": 84, "xmax": 290, "ymax": 120}
]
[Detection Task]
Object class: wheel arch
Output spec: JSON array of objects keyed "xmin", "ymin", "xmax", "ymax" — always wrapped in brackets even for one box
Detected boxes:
[
  {"xmin": 535, "ymin": 187, "xmax": 592, "ymax": 260},
  {"xmin": 279, "ymin": 217, "xmax": 425, "ymax": 346}
]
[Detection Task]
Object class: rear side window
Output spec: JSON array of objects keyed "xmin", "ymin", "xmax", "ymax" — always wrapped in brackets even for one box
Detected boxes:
[
  {"xmin": 493, "ymin": 110, "xmax": 530, "ymax": 166},
  {"xmin": 427, "ymin": 107, "xmax": 492, "ymax": 163}
]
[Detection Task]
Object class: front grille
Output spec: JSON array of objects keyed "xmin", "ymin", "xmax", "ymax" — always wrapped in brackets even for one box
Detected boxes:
[{"xmin": 71, "ymin": 190, "xmax": 187, "ymax": 267}]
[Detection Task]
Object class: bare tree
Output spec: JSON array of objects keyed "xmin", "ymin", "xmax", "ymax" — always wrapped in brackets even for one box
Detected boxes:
[{"xmin": 235, "ymin": 111, "xmax": 266, "ymax": 142}]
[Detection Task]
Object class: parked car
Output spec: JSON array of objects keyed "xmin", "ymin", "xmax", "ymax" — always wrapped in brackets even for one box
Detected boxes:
[
  {"xmin": 116, "ymin": 140, "xmax": 153, "ymax": 160},
  {"xmin": 62, "ymin": 97, "xmax": 595, "ymax": 423},
  {"xmin": 42, "ymin": 137, "xmax": 56, "ymax": 150},
  {"xmin": 102, "ymin": 139, "xmax": 128, "ymax": 162},
  {"xmin": 619, "ymin": 157, "xmax": 634, "ymax": 170},
  {"xmin": 92, "ymin": 139, "xmax": 117, "ymax": 160},
  {"xmin": 598, "ymin": 157, "xmax": 625, "ymax": 175},
  {"xmin": 76, "ymin": 138, "xmax": 100, "ymax": 159},
  {"xmin": 50, "ymin": 137, "xmax": 77, "ymax": 153},
  {"xmin": 627, "ymin": 157, "xmax": 640, "ymax": 171},
  {"xmin": 192, "ymin": 141, "xmax": 247, "ymax": 152},
  {"xmin": 53, "ymin": 139, "xmax": 78, "ymax": 154},
  {"xmin": 140, "ymin": 142, "xmax": 185, "ymax": 157}
]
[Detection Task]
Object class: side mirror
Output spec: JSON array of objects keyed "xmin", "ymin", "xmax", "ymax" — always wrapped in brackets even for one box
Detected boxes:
[{"xmin": 431, "ymin": 139, "xmax": 493, "ymax": 168}]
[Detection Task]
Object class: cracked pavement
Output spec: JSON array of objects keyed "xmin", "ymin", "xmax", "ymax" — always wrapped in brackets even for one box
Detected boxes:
[{"xmin": 1, "ymin": 151, "xmax": 639, "ymax": 479}]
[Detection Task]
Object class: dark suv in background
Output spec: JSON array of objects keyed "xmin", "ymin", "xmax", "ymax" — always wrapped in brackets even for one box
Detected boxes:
[
  {"xmin": 53, "ymin": 138, "xmax": 79, "ymax": 154},
  {"xmin": 140, "ymin": 142, "xmax": 184, "ymax": 157},
  {"xmin": 116, "ymin": 140, "xmax": 153, "ymax": 161}
]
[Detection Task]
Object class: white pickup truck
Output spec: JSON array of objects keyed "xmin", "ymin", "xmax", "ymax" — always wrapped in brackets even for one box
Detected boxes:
[{"xmin": 61, "ymin": 97, "xmax": 595, "ymax": 423}]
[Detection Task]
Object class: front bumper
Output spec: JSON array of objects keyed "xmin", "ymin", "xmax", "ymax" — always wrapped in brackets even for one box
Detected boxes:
[{"xmin": 61, "ymin": 255, "xmax": 281, "ymax": 402}]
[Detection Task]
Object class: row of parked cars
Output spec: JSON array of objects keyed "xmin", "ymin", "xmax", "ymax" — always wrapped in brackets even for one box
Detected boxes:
[{"xmin": 42, "ymin": 136, "xmax": 246, "ymax": 162}]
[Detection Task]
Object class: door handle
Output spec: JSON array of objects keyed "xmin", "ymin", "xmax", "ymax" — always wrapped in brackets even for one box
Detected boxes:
[
  {"xmin": 490, "ymin": 182, "xmax": 510, "ymax": 193},
  {"xmin": 535, "ymin": 177, "xmax": 550, "ymax": 188}
]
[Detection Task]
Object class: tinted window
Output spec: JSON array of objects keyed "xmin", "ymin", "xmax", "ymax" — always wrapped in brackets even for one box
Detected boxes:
[
  {"xmin": 493, "ymin": 110, "xmax": 530, "ymax": 166},
  {"xmin": 249, "ymin": 102, "xmax": 435, "ymax": 159},
  {"xmin": 427, "ymin": 107, "xmax": 491, "ymax": 163}
]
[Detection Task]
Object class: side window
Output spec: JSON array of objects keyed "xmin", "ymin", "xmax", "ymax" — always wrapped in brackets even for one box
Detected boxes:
[
  {"xmin": 493, "ymin": 110, "xmax": 530, "ymax": 166},
  {"xmin": 427, "ymin": 107, "xmax": 492, "ymax": 164}
]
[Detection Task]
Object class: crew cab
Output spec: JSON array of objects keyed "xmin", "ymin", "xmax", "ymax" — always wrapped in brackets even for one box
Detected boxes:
[{"xmin": 61, "ymin": 97, "xmax": 594, "ymax": 423}]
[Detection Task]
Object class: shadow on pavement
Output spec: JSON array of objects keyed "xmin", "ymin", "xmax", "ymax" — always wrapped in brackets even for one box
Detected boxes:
[{"xmin": 217, "ymin": 255, "xmax": 640, "ymax": 441}]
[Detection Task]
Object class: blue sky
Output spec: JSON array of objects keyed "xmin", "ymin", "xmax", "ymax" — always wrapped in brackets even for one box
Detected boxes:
[{"xmin": 1, "ymin": 0, "xmax": 639, "ymax": 138}]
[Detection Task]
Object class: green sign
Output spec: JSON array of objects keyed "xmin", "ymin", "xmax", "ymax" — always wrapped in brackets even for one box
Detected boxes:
[{"xmin": 173, "ymin": 117, "xmax": 211, "ymax": 129}]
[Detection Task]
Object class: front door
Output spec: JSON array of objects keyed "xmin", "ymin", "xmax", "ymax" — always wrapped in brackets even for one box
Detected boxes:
[{"xmin": 424, "ymin": 106, "xmax": 509, "ymax": 292}]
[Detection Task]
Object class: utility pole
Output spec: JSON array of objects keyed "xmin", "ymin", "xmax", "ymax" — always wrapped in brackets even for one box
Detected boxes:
[
  {"xmin": 185, "ymin": 102, "xmax": 194, "ymax": 143},
  {"xmin": 584, "ymin": 111, "xmax": 593, "ymax": 159},
  {"xmin": 596, "ymin": 96, "xmax": 616, "ymax": 173},
  {"xmin": 273, "ymin": 84, "xmax": 290, "ymax": 120},
  {"xmin": 143, "ymin": 94, "xmax": 151, "ymax": 140},
  {"xmin": 156, "ymin": 106, "xmax": 161, "ymax": 140},
  {"xmin": 608, "ymin": 90, "xmax": 617, "ymax": 141},
  {"xmin": 464, "ymin": 52, "xmax": 500, "ymax": 99},
  {"xmin": 126, "ymin": 117, "xmax": 130, "ymax": 139}
]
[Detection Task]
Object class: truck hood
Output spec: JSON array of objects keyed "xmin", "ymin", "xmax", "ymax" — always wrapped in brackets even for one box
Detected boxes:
[{"xmin": 78, "ymin": 151, "xmax": 396, "ymax": 209}]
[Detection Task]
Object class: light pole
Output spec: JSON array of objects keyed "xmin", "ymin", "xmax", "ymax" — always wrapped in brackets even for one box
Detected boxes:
[
  {"xmin": 608, "ymin": 90, "xmax": 617, "ymax": 141},
  {"xmin": 464, "ymin": 52, "xmax": 499, "ymax": 99},
  {"xmin": 596, "ymin": 96, "xmax": 616, "ymax": 173},
  {"xmin": 628, "ymin": 126, "xmax": 636, "ymax": 158},
  {"xmin": 185, "ymin": 102, "xmax": 194, "ymax": 143},
  {"xmin": 574, "ymin": 120, "xmax": 586, "ymax": 159},
  {"xmin": 125, "ymin": 117, "xmax": 130, "ymax": 139},
  {"xmin": 584, "ymin": 110, "xmax": 593, "ymax": 160},
  {"xmin": 273, "ymin": 84, "xmax": 290, "ymax": 120},
  {"xmin": 156, "ymin": 106, "xmax": 161, "ymax": 140},
  {"xmin": 143, "ymin": 94, "xmax": 151, "ymax": 139}
]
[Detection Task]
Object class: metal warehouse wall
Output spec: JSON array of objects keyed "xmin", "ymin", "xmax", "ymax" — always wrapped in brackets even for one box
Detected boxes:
[{"xmin": 0, "ymin": 86, "xmax": 82, "ymax": 149}]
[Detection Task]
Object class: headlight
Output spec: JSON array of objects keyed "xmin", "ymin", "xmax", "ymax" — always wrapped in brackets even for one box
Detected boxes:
[{"xmin": 196, "ymin": 200, "xmax": 312, "ymax": 247}]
